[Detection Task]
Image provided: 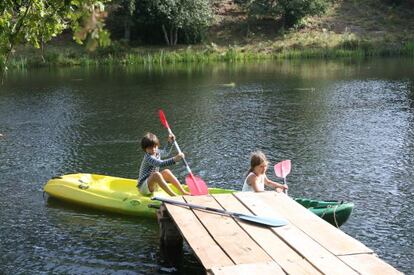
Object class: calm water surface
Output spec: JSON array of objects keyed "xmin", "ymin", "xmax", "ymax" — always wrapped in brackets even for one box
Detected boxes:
[{"xmin": 1, "ymin": 58, "xmax": 413, "ymax": 274}]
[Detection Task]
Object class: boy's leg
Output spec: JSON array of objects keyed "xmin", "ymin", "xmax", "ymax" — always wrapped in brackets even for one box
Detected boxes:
[
  {"xmin": 147, "ymin": 172, "xmax": 178, "ymax": 196},
  {"xmin": 161, "ymin": 169, "xmax": 191, "ymax": 195}
]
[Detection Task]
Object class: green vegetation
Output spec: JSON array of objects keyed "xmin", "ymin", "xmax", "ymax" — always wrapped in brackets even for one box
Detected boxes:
[
  {"xmin": 0, "ymin": 0, "xmax": 110, "ymax": 72},
  {"xmin": 240, "ymin": 0, "xmax": 330, "ymax": 28},
  {"xmin": 1, "ymin": 0, "xmax": 414, "ymax": 71}
]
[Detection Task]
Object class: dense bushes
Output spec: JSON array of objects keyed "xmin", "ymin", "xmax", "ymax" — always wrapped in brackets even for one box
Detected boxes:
[
  {"xmin": 106, "ymin": 0, "xmax": 213, "ymax": 45},
  {"xmin": 107, "ymin": 0, "xmax": 331, "ymax": 45},
  {"xmin": 384, "ymin": 0, "xmax": 414, "ymax": 5},
  {"xmin": 238, "ymin": 0, "xmax": 330, "ymax": 28}
]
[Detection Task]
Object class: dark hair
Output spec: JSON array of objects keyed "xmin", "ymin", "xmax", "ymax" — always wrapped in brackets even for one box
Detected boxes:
[
  {"xmin": 246, "ymin": 150, "xmax": 268, "ymax": 176},
  {"xmin": 141, "ymin": 132, "xmax": 160, "ymax": 150}
]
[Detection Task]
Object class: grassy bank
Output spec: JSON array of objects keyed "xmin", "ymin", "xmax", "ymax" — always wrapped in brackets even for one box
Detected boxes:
[
  {"xmin": 3, "ymin": 0, "xmax": 414, "ymax": 70},
  {"xmin": 4, "ymin": 39, "xmax": 414, "ymax": 70}
]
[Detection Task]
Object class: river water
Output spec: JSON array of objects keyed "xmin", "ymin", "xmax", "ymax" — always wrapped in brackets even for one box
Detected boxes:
[{"xmin": 1, "ymin": 58, "xmax": 413, "ymax": 274}]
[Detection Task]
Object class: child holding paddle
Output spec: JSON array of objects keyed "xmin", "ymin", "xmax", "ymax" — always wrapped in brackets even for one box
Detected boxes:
[
  {"xmin": 242, "ymin": 151, "xmax": 288, "ymax": 193},
  {"xmin": 138, "ymin": 132, "xmax": 191, "ymax": 196}
]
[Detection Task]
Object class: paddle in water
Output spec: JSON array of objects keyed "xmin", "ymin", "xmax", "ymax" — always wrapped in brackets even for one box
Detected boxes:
[
  {"xmin": 152, "ymin": 196, "xmax": 288, "ymax": 227},
  {"xmin": 158, "ymin": 109, "xmax": 209, "ymax": 195},
  {"xmin": 274, "ymin": 160, "xmax": 291, "ymax": 195}
]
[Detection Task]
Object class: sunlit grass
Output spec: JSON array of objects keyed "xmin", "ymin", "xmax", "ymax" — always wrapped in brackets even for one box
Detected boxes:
[
  {"xmin": 3, "ymin": 36, "xmax": 414, "ymax": 71},
  {"xmin": 402, "ymin": 42, "xmax": 414, "ymax": 56}
]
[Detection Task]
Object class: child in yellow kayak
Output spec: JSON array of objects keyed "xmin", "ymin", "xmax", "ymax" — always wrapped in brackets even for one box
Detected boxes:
[
  {"xmin": 138, "ymin": 132, "xmax": 190, "ymax": 196},
  {"xmin": 242, "ymin": 151, "xmax": 288, "ymax": 192}
]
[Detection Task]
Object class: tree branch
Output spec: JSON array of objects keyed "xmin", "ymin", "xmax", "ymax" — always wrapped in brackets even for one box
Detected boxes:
[{"xmin": 2, "ymin": 0, "xmax": 34, "ymax": 82}]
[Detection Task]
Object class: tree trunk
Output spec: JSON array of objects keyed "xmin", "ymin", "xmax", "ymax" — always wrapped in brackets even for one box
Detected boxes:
[
  {"xmin": 40, "ymin": 39, "xmax": 45, "ymax": 63},
  {"xmin": 123, "ymin": 18, "xmax": 131, "ymax": 42},
  {"xmin": 169, "ymin": 27, "xmax": 173, "ymax": 46},
  {"xmin": 2, "ymin": 0, "xmax": 34, "ymax": 83},
  {"xmin": 162, "ymin": 24, "xmax": 170, "ymax": 45},
  {"xmin": 174, "ymin": 28, "xmax": 178, "ymax": 46}
]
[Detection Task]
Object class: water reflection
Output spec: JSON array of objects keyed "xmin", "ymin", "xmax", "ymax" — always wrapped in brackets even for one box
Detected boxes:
[{"xmin": 1, "ymin": 58, "xmax": 413, "ymax": 274}]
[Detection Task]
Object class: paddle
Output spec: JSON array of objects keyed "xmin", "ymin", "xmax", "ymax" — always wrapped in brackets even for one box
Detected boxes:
[
  {"xmin": 158, "ymin": 109, "xmax": 209, "ymax": 195},
  {"xmin": 152, "ymin": 196, "xmax": 288, "ymax": 227},
  {"xmin": 274, "ymin": 160, "xmax": 291, "ymax": 195}
]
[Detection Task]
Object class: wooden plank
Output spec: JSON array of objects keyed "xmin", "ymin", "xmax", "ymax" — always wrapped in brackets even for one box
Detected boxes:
[
  {"xmin": 234, "ymin": 192, "xmax": 360, "ymax": 275},
  {"xmin": 184, "ymin": 195, "xmax": 273, "ymax": 265},
  {"xmin": 243, "ymin": 192, "xmax": 373, "ymax": 255},
  {"xmin": 214, "ymin": 193, "xmax": 322, "ymax": 275},
  {"xmin": 339, "ymin": 254, "xmax": 403, "ymax": 275},
  {"xmin": 209, "ymin": 261, "xmax": 285, "ymax": 275},
  {"xmin": 163, "ymin": 196, "xmax": 234, "ymax": 269}
]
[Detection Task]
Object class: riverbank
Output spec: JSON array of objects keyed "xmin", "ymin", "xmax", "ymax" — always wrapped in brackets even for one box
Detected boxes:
[
  {"xmin": 3, "ymin": 0, "xmax": 414, "ymax": 70},
  {"xmin": 6, "ymin": 39, "xmax": 414, "ymax": 70}
]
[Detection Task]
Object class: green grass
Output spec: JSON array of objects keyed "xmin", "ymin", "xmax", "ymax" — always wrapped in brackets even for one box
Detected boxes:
[
  {"xmin": 2, "ymin": 38, "xmax": 414, "ymax": 71},
  {"xmin": 402, "ymin": 41, "xmax": 414, "ymax": 56}
]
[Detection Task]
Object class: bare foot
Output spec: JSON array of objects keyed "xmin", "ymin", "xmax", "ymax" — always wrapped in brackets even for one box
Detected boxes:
[{"xmin": 182, "ymin": 191, "xmax": 191, "ymax": 196}]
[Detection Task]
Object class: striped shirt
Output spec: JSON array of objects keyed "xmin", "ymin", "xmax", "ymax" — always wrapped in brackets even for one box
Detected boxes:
[{"xmin": 138, "ymin": 142, "xmax": 175, "ymax": 187}]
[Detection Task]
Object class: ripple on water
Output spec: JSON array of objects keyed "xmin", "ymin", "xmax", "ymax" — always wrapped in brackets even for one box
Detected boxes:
[{"xmin": 1, "ymin": 61, "xmax": 414, "ymax": 274}]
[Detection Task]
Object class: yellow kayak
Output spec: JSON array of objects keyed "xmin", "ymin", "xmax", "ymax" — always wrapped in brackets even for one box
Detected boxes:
[
  {"xmin": 44, "ymin": 173, "xmax": 233, "ymax": 217},
  {"xmin": 44, "ymin": 173, "xmax": 353, "ymax": 227}
]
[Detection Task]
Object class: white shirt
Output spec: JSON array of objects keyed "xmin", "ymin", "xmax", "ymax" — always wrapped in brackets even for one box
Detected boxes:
[{"xmin": 242, "ymin": 172, "xmax": 265, "ymax": 192}]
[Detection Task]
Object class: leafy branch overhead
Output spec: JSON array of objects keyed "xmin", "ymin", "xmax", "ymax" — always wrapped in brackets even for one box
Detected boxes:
[{"xmin": 0, "ymin": 0, "xmax": 111, "ymax": 69}]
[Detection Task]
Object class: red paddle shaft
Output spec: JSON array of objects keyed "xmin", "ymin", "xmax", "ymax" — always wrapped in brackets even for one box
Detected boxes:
[{"xmin": 158, "ymin": 110, "xmax": 208, "ymax": 195}]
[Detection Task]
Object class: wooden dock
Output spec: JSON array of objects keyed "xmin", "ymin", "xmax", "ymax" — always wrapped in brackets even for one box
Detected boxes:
[{"xmin": 157, "ymin": 191, "xmax": 402, "ymax": 274}]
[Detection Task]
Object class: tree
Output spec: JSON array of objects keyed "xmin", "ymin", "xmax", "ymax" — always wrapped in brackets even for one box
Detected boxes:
[
  {"xmin": 0, "ymin": 0, "xmax": 111, "ymax": 71},
  {"xmin": 147, "ymin": 0, "xmax": 213, "ymax": 46},
  {"xmin": 105, "ymin": 0, "xmax": 136, "ymax": 41},
  {"xmin": 240, "ymin": 0, "xmax": 329, "ymax": 28},
  {"xmin": 278, "ymin": 0, "xmax": 329, "ymax": 27}
]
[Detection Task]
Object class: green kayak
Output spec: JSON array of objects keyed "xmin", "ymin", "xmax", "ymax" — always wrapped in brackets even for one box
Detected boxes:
[
  {"xmin": 44, "ymin": 173, "xmax": 353, "ymax": 227},
  {"xmin": 293, "ymin": 198, "xmax": 353, "ymax": 227}
]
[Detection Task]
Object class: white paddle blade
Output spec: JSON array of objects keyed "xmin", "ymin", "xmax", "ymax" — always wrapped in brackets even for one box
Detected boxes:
[{"xmin": 237, "ymin": 214, "xmax": 288, "ymax": 227}]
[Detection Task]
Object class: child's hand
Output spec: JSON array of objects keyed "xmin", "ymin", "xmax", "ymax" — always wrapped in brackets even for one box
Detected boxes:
[
  {"xmin": 168, "ymin": 134, "xmax": 176, "ymax": 143},
  {"xmin": 173, "ymin": 152, "xmax": 184, "ymax": 162},
  {"xmin": 275, "ymin": 183, "xmax": 288, "ymax": 193}
]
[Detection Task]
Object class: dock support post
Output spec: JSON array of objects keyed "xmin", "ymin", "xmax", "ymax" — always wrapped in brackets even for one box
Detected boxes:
[{"xmin": 157, "ymin": 204, "xmax": 183, "ymax": 267}]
